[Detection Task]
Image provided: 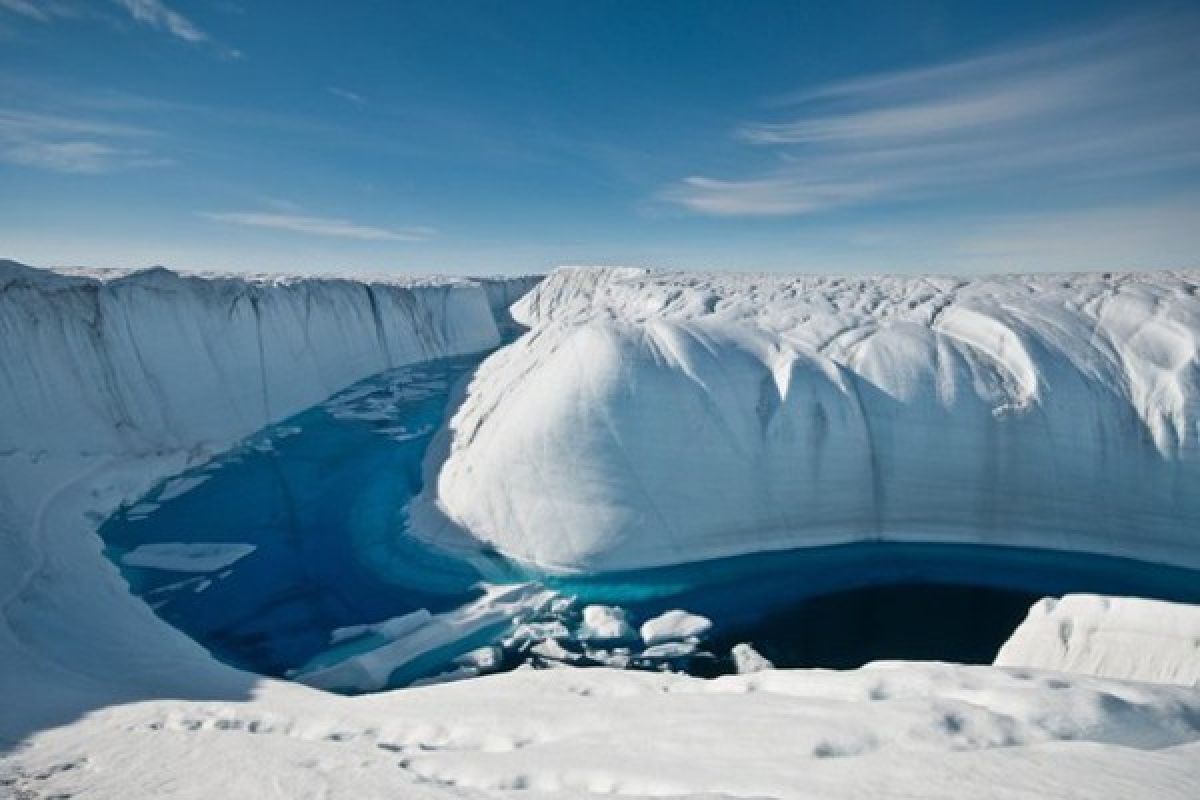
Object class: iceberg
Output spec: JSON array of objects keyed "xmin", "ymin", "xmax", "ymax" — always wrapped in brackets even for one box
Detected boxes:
[{"xmin": 413, "ymin": 266, "xmax": 1200, "ymax": 573}]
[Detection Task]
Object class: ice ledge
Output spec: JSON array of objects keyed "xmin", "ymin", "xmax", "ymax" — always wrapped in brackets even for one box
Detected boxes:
[{"xmin": 996, "ymin": 594, "xmax": 1200, "ymax": 686}]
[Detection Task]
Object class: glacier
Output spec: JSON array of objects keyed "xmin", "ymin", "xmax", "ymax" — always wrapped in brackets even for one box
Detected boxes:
[
  {"xmin": 413, "ymin": 266, "xmax": 1200, "ymax": 572},
  {"xmin": 3, "ymin": 260, "xmax": 1200, "ymax": 799}
]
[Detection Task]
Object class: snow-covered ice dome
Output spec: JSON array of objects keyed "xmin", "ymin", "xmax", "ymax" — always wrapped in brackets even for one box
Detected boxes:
[{"xmin": 413, "ymin": 266, "xmax": 1200, "ymax": 572}]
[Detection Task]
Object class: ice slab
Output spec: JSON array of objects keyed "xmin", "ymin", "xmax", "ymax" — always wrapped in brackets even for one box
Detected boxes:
[{"xmin": 120, "ymin": 542, "xmax": 257, "ymax": 572}]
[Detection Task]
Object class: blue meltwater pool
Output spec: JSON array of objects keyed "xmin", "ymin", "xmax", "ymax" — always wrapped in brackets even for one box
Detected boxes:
[{"xmin": 99, "ymin": 350, "xmax": 1200, "ymax": 692}]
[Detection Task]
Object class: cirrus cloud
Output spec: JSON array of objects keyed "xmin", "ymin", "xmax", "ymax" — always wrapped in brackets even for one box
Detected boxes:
[
  {"xmin": 664, "ymin": 14, "xmax": 1200, "ymax": 217},
  {"xmin": 201, "ymin": 211, "xmax": 436, "ymax": 242}
]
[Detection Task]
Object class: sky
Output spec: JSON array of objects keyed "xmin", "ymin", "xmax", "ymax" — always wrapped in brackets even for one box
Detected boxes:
[{"xmin": 1, "ymin": 0, "xmax": 1198, "ymax": 275}]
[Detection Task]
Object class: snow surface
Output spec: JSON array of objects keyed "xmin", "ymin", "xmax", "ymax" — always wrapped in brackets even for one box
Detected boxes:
[
  {"xmin": 3, "ymin": 262, "xmax": 1199, "ymax": 798},
  {"xmin": 996, "ymin": 593, "xmax": 1200, "ymax": 686},
  {"xmin": 415, "ymin": 266, "xmax": 1200, "ymax": 572}
]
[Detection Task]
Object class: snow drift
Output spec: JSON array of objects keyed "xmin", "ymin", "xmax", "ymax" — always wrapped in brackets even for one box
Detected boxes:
[{"xmin": 415, "ymin": 266, "xmax": 1200, "ymax": 572}]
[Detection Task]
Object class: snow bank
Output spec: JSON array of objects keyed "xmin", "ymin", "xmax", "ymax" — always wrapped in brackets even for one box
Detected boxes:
[
  {"xmin": 415, "ymin": 266, "xmax": 1200, "ymax": 572},
  {"xmin": 12, "ymin": 662, "xmax": 1200, "ymax": 799},
  {"xmin": 996, "ymin": 594, "xmax": 1200, "ymax": 686}
]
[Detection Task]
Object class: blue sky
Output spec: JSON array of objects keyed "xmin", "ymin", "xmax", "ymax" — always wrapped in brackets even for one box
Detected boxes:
[{"xmin": 1, "ymin": 1, "xmax": 1198, "ymax": 275}]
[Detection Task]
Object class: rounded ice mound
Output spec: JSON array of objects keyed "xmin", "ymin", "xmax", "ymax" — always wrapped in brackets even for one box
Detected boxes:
[
  {"xmin": 577, "ymin": 605, "xmax": 636, "ymax": 642},
  {"xmin": 640, "ymin": 610, "xmax": 713, "ymax": 646},
  {"xmin": 412, "ymin": 268, "xmax": 1200, "ymax": 573}
]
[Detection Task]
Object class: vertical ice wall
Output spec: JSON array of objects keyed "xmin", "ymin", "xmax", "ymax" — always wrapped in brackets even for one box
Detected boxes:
[
  {"xmin": 0, "ymin": 260, "xmax": 527, "ymax": 456},
  {"xmin": 413, "ymin": 266, "xmax": 1200, "ymax": 573}
]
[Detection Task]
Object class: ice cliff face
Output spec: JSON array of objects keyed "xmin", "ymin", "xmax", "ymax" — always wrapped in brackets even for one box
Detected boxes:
[
  {"xmin": 415, "ymin": 266, "xmax": 1200, "ymax": 572},
  {"xmin": 0, "ymin": 260, "xmax": 531, "ymax": 457}
]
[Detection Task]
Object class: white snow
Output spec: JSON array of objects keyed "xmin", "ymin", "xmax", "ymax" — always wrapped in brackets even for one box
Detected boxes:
[
  {"xmin": 639, "ymin": 609, "xmax": 713, "ymax": 646},
  {"xmin": 7, "ymin": 661, "xmax": 1200, "ymax": 799},
  {"xmin": 120, "ymin": 542, "xmax": 257, "ymax": 572},
  {"xmin": 414, "ymin": 266, "xmax": 1200, "ymax": 572},
  {"xmin": 576, "ymin": 604, "xmax": 635, "ymax": 642},
  {"xmin": 995, "ymin": 593, "xmax": 1200, "ymax": 686}
]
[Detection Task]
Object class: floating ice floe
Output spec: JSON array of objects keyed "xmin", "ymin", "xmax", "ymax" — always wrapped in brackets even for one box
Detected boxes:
[
  {"xmin": 576, "ymin": 605, "xmax": 636, "ymax": 642},
  {"xmin": 640, "ymin": 610, "xmax": 713, "ymax": 646},
  {"xmin": 120, "ymin": 542, "xmax": 257, "ymax": 572}
]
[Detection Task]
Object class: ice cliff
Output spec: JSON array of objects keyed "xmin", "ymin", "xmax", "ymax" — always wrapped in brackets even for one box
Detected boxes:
[
  {"xmin": 0, "ymin": 260, "xmax": 537, "ymax": 457},
  {"xmin": 414, "ymin": 266, "xmax": 1200, "ymax": 572}
]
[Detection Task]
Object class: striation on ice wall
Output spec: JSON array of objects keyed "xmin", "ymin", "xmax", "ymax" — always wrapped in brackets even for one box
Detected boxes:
[
  {"xmin": 413, "ymin": 266, "xmax": 1200, "ymax": 573},
  {"xmin": 0, "ymin": 260, "xmax": 526, "ymax": 456}
]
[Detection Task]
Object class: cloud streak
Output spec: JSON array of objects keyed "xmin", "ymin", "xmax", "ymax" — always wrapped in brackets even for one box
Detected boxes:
[
  {"xmin": 111, "ymin": 0, "xmax": 205, "ymax": 43},
  {"xmin": 1, "ymin": 0, "xmax": 237, "ymax": 55},
  {"xmin": 327, "ymin": 87, "xmax": 365, "ymax": 105},
  {"xmin": 0, "ymin": 0, "xmax": 77, "ymax": 21},
  {"xmin": 665, "ymin": 14, "xmax": 1200, "ymax": 216},
  {"xmin": 201, "ymin": 212, "xmax": 436, "ymax": 242},
  {"xmin": 0, "ymin": 107, "xmax": 167, "ymax": 172}
]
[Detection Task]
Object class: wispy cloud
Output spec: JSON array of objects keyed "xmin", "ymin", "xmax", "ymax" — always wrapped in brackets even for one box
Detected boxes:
[
  {"xmin": 0, "ymin": 107, "xmax": 167, "ymax": 172},
  {"xmin": 327, "ymin": 87, "xmax": 365, "ymax": 105},
  {"xmin": 664, "ymin": 14, "xmax": 1200, "ymax": 216},
  {"xmin": 0, "ymin": 0, "xmax": 82, "ymax": 21},
  {"xmin": 111, "ymin": 0, "xmax": 204, "ymax": 43},
  {"xmin": 1, "ymin": 0, "xmax": 238, "ymax": 56},
  {"xmin": 201, "ymin": 212, "xmax": 436, "ymax": 242}
]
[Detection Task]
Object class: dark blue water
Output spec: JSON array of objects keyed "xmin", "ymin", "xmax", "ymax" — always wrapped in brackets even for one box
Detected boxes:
[
  {"xmin": 545, "ymin": 543, "xmax": 1200, "ymax": 672},
  {"xmin": 99, "ymin": 350, "xmax": 1200, "ymax": 690}
]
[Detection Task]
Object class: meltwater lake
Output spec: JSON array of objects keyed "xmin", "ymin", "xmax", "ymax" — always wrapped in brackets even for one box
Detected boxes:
[{"xmin": 100, "ymin": 350, "xmax": 1200, "ymax": 691}]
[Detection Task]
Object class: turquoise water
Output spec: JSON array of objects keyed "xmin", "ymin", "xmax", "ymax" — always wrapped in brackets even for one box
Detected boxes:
[
  {"xmin": 99, "ymin": 351, "xmax": 1200, "ymax": 690},
  {"xmin": 100, "ymin": 351, "xmax": 506, "ymax": 678}
]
